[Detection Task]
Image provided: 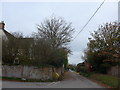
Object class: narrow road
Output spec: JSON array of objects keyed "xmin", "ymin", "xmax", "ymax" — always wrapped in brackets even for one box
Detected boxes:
[{"xmin": 2, "ymin": 71, "xmax": 104, "ymax": 88}]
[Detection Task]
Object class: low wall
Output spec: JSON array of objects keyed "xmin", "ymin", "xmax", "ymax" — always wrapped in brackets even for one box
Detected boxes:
[
  {"xmin": 2, "ymin": 65, "xmax": 64, "ymax": 80},
  {"xmin": 107, "ymin": 66, "xmax": 120, "ymax": 77}
]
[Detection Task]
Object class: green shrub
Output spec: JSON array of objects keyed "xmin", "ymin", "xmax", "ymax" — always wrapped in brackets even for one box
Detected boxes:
[
  {"xmin": 78, "ymin": 66, "xmax": 88, "ymax": 73},
  {"xmin": 99, "ymin": 63, "xmax": 111, "ymax": 74},
  {"xmin": 80, "ymin": 72, "xmax": 92, "ymax": 77}
]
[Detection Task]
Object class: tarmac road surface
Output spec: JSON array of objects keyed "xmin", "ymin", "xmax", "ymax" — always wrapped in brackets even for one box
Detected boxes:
[{"xmin": 2, "ymin": 71, "xmax": 104, "ymax": 88}]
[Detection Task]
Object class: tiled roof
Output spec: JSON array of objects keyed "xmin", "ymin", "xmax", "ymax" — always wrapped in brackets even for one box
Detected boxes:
[{"xmin": 3, "ymin": 29, "xmax": 15, "ymax": 40}]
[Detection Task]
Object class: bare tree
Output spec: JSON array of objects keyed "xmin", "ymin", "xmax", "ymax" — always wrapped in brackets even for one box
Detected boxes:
[
  {"xmin": 31, "ymin": 16, "xmax": 74, "ymax": 67},
  {"xmin": 36, "ymin": 16, "xmax": 74, "ymax": 48}
]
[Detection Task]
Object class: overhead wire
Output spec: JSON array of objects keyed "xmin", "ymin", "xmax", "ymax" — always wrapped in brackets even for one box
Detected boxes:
[{"xmin": 73, "ymin": 0, "xmax": 106, "ymax": 41}]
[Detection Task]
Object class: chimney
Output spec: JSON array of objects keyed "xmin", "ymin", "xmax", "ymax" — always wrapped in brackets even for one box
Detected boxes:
[{"xmin": 0, "ymin": 21, "xmax": 5, "ymax": 30}]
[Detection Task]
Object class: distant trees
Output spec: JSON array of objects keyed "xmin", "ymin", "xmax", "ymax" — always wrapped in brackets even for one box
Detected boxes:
[
  {"xmin": 68, "ymin": 64, "xmax": 77, "ymax": 71},
  {"xmin": 82, "ymin": 22, "xmax": 120, "ymax": 73}
]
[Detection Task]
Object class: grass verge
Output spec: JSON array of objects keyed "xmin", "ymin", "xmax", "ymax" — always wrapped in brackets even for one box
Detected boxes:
[
  {"xmin": 1, "ymin": 77, "xmax": 53, "ymax": 82},
  {"xmin": 79, "ymin": 72, "xmax": 119, "ymax": 88}
]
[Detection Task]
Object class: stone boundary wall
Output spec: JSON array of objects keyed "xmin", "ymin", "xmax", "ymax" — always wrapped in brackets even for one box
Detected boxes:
[{"xmin": 2, "ymin": 65, "xmax": 64, "ymax": 80}]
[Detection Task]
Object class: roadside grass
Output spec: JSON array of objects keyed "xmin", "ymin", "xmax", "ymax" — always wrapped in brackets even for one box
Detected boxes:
[
  {"xmin": 79, "ymin": 72, "xmax": 92, "ymax": 77},
  {"xmin": 2, "ymin": 77, "xmax": 22, "ymax": 81},
  {"xmin": 1, "ymin": 77, "xmax": 53, "ymax": 82},
  {"xmin": 79, "ymin": 72, "xmax": 119, "ymax": 88},
  {"xmin": 89, "ymin": 74, "xmax": 119, "ymax": 88}
]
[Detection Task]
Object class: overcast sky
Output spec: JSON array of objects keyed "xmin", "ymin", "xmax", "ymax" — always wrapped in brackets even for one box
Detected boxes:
[{"xmin": 0, "ymin": 1, "xmax": 118, "ymax": 64}]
